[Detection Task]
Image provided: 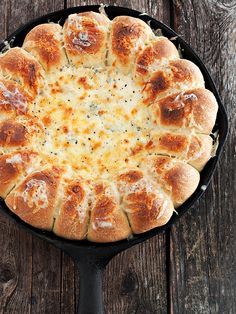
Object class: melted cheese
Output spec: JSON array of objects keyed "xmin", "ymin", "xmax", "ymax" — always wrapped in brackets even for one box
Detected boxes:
[
  {"xmin": 23, "ymin": 179, "xmax": 48, "ymax": 210},
  {"xmin": 0, "ymin": 81, "xmax": 28, "ymax": 113},
  {"xmin": 6, "ymin": 153, "xmax": 23, "ymax": 164},
  {"xmin": 28, "ymin": 66, "xmax": 153, "ymax": 179}
]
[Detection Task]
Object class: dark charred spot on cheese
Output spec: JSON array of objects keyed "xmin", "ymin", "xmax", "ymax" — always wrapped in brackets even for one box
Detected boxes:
[
  {"xmin": 145, "ymin": 140, "xmax": 153, "ymax": 149},
  {"xmin": 131, "ymin": 143, "xmax": 144, "ymax": 155},
  {"xmin": 94, "ymin": 183, "xmax": 105, "ymax": 195},
  {"xmin": 78, "ymin": 77, "xmax": 91, "ymax": 89},
  {"xmin": 42, "ymin": 116, "xmax": 51, "ymax": 127},
  {"xmin": 51, "ymin": 85, "xmax": 63, "ymax": 94},
  {"xmin": 63, "ymin": 126, "xmax": 68, "ymax": 133},
  {"xmin": 92, "ymin": 142, "xmax": 101, "ymax": 150},
  {"xmin": 119, "ymin": 170, "xmax": 143, "ymax": 183},
  {"xmin": 98, "ymin": 110, "xmax": 106, "ymax": 115},
  {"xmin": 0, "ymin": 120, "xmax": 28, "ymax": 146}
]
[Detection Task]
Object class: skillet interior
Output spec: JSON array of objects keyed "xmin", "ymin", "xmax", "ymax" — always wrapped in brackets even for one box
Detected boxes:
[{"xmin": 0, "ymin": 4, "xmax": 228, "ymax": 254}]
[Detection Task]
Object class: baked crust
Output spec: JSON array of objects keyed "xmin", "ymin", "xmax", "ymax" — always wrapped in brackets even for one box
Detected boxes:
[
  {"xmin": 87, "ymin": 181, "xmax": 131, "ymax": 242},
  {"xmin": 0, "ymin": 47, "xmax": 44, "ymax": 97},
  {"xmin": 0, "ymin": 150, "xmax": 39, "ymax": 198},
  {"xmin": 53, "ymin": 179, "xmax": 90, "ymax": 240},
  {"xmin": 0, "ymin": 119, "xmax": 29, "ymax": 147},
  {"xmin": 149, "ymin": 131, "xmax": 213, "ymax": 171},
  {"xmin": 5, "ymin": 167, "xmax": 62, "ymax": 230},
  {"xmin": 0, "ymin": 12, "xmax": 218, "ymax": 242},
  {"xmin": 109, "ymin": 16, "xmax": 153, "ymax": 74},
  {"xmin": 135, "ymin": 37, "xmax": 179, "ymax": 79},
  {"xmin": 117, "ymin": 169, "xmax": 174, "ymax": 233},
  {"xmin": 150, "ymin": 88, "xmax": 218, "ymax": 134},
  {"xmin": 141, "ymin": 156, "xmax": 200, "ymax": 207},
  {"xmin": 23, "ymin": 23, "xmax": 68, "ymax": 72},
  {"xmin": 63, "ymin": 12, "xmax": 110, "ymax": 67},
  {"xmin": 143, "ymin": 59, "xmax": 204, "ymax": 103},
  {"xmin": 0, "ymin": 78, "xmax": 31, "ymax": 117}
]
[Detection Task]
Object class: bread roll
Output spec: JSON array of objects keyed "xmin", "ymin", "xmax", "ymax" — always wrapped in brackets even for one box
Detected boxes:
[{"xmin": 23, "ymin": 23, "xmax": 68, "ymax": 72}]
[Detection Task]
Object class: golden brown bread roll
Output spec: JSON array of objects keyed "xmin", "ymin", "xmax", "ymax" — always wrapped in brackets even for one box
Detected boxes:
[
  {"xmin": 140, "ymin": 156, "xmax": 200, "ymax": 207},
  {"xmin": 142, "ymin": 59, "xmax": 204, "ymax": 104},
  {"xmin": 5, "ymin": 167, "xmax": 62, "ymax": 230},
  {"xmin": 53, "ymin": 178, "xmax": 90, "ymax": 240},
  {"xmin": 87, "ymin": 181, "xmax": 131, "ymax": 242},
  {"xmin": 0, "ymin": 150, "xmax": 39, "ymax": 198},
  {"xmin": 150, "ymin": 88, "xmax": 218, "ymax": 134},
  {"xmin": 148, "ymin": 131, "xmax": 213, "ymax": 171},
  {"xmin": 63, "ymin": 12, "xmax": 110, "ymax": 68},
  {"xmin": 0, "ymin": 47, "xmax": 44, "ymax": 97},
  {"xmin": 108, "ymin": 16, "xmax": 153, "ymax": 74},
  {"xmin": 23, "ymin": 23, "xmax": 68, "ymax": 72},
  {"xmin": 135, "ymin": 37, "xmax": 179, "ymax": 81},
  {"xmin": 117, "ymin": 170, "xmax": 174, "ymax": 233}
]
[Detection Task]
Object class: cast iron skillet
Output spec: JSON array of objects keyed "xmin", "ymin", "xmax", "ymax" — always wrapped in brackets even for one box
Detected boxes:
[{"xmin": 0, "ymin": 5, "xmax": 228, "ymax": 314}]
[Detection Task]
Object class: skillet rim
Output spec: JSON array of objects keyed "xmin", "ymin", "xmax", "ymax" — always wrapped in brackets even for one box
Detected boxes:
[{"xmin": 0, "ymin": 5, "xmax": 228, "ymax": 252}]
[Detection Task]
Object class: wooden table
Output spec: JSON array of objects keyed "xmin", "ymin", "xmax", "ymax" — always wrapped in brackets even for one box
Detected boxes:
[{"xmin": 0, "ymin": 0, "xmax": 235, "ymax": 313}]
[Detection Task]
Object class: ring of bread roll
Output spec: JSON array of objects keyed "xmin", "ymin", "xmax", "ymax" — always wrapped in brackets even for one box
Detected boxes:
[{"xmin": 0, "ymin": 12, "xmax": 218, "ymax": 242}]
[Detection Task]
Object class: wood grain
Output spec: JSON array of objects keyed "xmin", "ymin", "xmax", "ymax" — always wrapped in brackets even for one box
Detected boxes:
[
  {"xmin": 0, "ymin": 0, "xmax": 235, "ymax": 313},
  {"xmin": 170, "ymin": 1, "xmax": 236, "ymax": 313},
  {"xmin": 0, "ymin": 1, "xmax": 65, "ymax": 313}
]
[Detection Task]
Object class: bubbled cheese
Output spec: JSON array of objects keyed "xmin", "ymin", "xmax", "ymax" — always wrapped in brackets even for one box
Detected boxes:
[{"xmin": 29, "ymin": 66, "xmax": 153, "ymax": 179}]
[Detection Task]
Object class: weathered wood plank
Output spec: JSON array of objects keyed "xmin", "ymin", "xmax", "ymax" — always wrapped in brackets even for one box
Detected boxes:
[
  {"xmin": 0, "ymin": 218, "xmax": 32, "ymax": 314},
  {"xmin": 170, "ymin": 1, "xmax": 236, "ymax": 313},
  {"xmin": 66, "ymin": 1, "xmax": 170, "ymax": 313},
  {"xmin": 0, "ymin": 0, "xmax": 7, "ymax": 41},
  {"xmin": 0, "ymin": 1, "xmax": 65, "ymax": 314},
  {"xmin": 103, "ymin": 234, "xmax": 167, "ymax": 314},
  {"xmin": 67, "ymin": 0, "xmax": 170, "ymax": 24},
  {"xmin": 31, "ymin": 238, "xmax": 61, "ymax": 313},
  {"xmin": 6, "ymin": 0, "xmax": 64, "ymax": 35},
  {"xmin": 2, "ymin": 1, "xmax": 234, "ymax": 313},
  {"xmin": 60, "ymin": 252, "xmax": 76, "ymax": 314}
]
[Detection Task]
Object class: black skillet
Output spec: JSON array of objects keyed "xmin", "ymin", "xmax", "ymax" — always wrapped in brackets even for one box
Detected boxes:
[{"xmin": 0, "ymin": 5, "xmax": 228, "ymax": 314}]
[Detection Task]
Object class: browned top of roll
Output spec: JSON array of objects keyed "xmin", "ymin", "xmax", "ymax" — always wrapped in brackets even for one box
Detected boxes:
[
  {"xmin": 5, "ymin": 167, "xmax": 62, "ymax": 230},
  {"xmin": 23, "ymin": 23, "xmax": 68, "ymax": 72}
]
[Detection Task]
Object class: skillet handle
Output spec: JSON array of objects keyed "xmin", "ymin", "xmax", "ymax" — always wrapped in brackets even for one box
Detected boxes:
[{"xmin": 77, "ymin": 259, "xmax": 105, "ymax": 314}]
